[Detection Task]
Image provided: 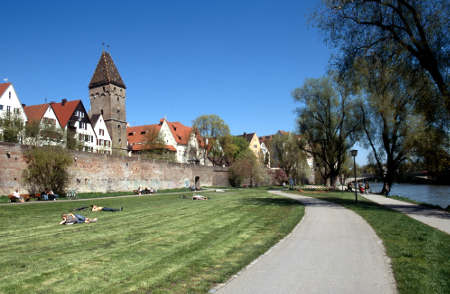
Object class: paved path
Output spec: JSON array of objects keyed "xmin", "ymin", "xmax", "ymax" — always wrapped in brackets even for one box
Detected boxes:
[
  {"xmin": 364, "ymin": 193, "xmax": 450, "ymax": 234},
  {"xmin": 213, "ymin": 191, "xmax": 396, "ymax": 294}
]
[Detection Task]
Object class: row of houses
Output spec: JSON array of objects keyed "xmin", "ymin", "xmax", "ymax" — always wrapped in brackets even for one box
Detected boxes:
[
  {"xmin": 0, "ymin": 83, "xmax": 112, "ymax": 154},
  {"xmin": 1, "ymin": 51, "xmax": 312, "ymax": 170}
]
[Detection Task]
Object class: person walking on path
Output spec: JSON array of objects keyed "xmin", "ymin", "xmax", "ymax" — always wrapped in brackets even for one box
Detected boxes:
[{"xmin": 214, "ymin": 190, "xmax": 396, "ymax": 294}]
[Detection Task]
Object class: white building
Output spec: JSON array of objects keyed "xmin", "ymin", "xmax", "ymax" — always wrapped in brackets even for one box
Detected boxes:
[
  {"xmin": 90, "ymin": 114, "xmax": 112, "ymax": 154},
  {"xmin": 0, "ymin": 83, "xmax": 28, "ymax": 140},
  {"xmin": 51, "ymin": 99, "xmax": 97, "ymax": 152},
  {"xmin": 23, "ymin": 103, "xmax": 64, "ymax": 146},
  {"xmin": 127, "ymin": 118, "xmax": 208, "ymax": 165}
]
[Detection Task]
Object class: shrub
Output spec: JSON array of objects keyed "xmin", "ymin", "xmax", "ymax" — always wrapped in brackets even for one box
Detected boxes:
[{"xmin": 22, "ymin": 146, "xmax": 73, "ymax": 195}]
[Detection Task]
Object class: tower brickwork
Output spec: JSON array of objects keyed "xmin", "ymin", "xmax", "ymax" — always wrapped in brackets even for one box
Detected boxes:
[{"xmin": 89, "ymin": 51, "xmax": 127, "ymax": 153}]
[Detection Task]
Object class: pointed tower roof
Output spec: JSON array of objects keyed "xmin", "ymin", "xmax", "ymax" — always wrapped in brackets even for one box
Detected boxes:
[{"xmin": 89, "ymin": 51, "xmax": 126, "ymax": 89}]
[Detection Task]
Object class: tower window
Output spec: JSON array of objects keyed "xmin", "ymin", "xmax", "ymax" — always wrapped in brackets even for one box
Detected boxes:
[
  {"xmin": 117, "ymin": 109, "xmax": 120, "ymax": 113},
  {"xmin": 118, "ymin": 125, "xmax": 120, "ymax": 128},
  {"xmin": 103, "ymin": 86, "xmax": 106, "ymax": 91},
  {"xmin": 101, "ymin": 109, "xmax": 103, "ymax": 115}
]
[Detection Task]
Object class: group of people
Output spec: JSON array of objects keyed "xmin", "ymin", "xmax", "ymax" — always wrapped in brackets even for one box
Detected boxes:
[
  {"xmin": 137, "ymin": 185, "xmax": 156, "ymax": 195},
  {"xmin": 59, "ymin": 204, "xmax": 123, "ymax": 225},
  {"xmin": 347, "ymin": 181, "xmax": 370, "ymax": 194},
  {"xmin": 40, "ymin": 189, "xmax": 59, "ymax": 201}
]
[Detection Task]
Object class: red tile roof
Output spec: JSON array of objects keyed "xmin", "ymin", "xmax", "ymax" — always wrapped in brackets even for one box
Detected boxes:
[
  {"xmin": 164, "ymin": 119, "xmax": 193, "ymax": 145},
  {"xmin": 0, "ymin": 83, "xmax": 11, "ymax": 97},
  {"xmin": 50, "ymin": 100, "xmax": 82, "ymax": 128},
  {"xmin": 23, "ymin": 103, "xmax": 49, "ymax": 123},
  {"xmin": 127, "ymin": 124, "xmax": 177, "ymax": 152}
]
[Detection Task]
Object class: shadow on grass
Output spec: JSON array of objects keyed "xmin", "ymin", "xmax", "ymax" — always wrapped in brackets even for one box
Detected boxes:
[{"xmin": 240, "ymin": 197, "xmax": 303, "ymax": 207}]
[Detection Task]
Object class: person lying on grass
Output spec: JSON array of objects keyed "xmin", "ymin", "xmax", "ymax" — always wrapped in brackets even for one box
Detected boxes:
[
  {"xmin": 72, "ymin": 205, "xmax": 123, "ymax": 212},
  {"xmin": 192, "ymin": 195, "xmax": 208, "ymax": 200},
  {"xmin": 59, "ymin": 213, "xmax": 97, "ymax": 225}
]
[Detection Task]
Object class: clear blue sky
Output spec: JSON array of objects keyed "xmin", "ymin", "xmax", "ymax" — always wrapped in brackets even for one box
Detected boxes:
[{"xmin": 1, "ymin": 0, "xmax": 369, "ymax": 164}]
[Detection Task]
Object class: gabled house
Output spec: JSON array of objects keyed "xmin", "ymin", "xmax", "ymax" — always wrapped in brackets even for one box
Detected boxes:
[
  {"xmin": 23, "ymin": 103, "xmax": 64, "ymax": 146},
  {"xmin": 127, "ymin": 118, "xmax": 207, "ymax": 165},
  {"xmin": 0, "ymin": 83, "xmax": 28, "ymax": 141},
  {"xmin": 90, "ymin": 114, "xmax": 112, "ymax": 154},
  {"xmin": 51, "ymin": 99, "xmax": 97, "ymax": 152},
  {"xmin": 127, "ymin": 123, "xmax": 177, "ymax": 154},
  {"xmin": 240, "ymin": 132, "xmax": 262, "ymax": 159}
]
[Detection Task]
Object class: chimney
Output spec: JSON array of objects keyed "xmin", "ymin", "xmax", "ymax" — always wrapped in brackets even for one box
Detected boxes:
[
  {"xmin": 22, "ymin": 103, "xmax": 26, "ymax": 107},
  {"xmin": 61, "ymin": 98, "xmax": 67, "ymax": 105}
]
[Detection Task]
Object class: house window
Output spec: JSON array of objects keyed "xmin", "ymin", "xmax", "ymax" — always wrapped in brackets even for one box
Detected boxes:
[
  {"xmin": 9, "ymin": 92, "xmax": 11, "ymax": 99},
  {"xmin": 0, "ymin": 105, "xmax": 3, "ymax": 110},
  {"xmin": 6, "ymin": 106, "xmax": 11, "ymax": 114},
  {"xmin": 79, "ymin": 134, "xmax": 83, "ymax": 140},
  {"xmin": 140, "ymin": 131, "xmax": 146, "ymax": 135},
  {"xmin": 91, "ymin": 136, "xmax": 93, "ymax": 143},
  {"xmin": 79, "ymin": 122, "xmax": 87, "ymax": 130},
  {"xmin": 99, "ymin": 129, "xmax": 104, "ymax": 136},
  {"xmin": 128, "ymin": 132, "xmax": 133, "ymax": 136},
  {"xmin": 14, "ymin": 108, "xmax": 20, "ymax": 114}
]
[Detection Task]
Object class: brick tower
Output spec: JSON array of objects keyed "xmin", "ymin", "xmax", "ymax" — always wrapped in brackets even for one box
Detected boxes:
[{"xmin": 89, "ymin": 51, "xmax": 127, "ymax": 153}]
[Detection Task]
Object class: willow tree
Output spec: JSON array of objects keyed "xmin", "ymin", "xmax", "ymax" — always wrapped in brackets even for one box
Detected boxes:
[
  {"xmin": 293, "ymin": 76, "xmax": 360, "ymax": 187},
  {"xmin": 315, "ymin": 0, "xmax": 449, "ymax": 116},
  {"xmin": 353, "ymin": 55, "xmax": 426, "ymax": 195}
]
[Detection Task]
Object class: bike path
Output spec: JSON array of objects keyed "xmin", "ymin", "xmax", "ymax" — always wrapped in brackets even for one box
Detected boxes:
[{"xmin": 213, "ymin": 191, "xmax": 396, "ymax": 294}]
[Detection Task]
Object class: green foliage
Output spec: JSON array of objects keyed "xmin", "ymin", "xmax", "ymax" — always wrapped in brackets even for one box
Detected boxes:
[
  {"xmin": 270, "ymin": 133, "xmax": 310, "ymax": 184},
  {"xmin": 293, "ymin": 76, "xmax": 360, "ymax": 187},
  {"xmin": 22, "ymin": 146, "xmax": 73, "ymax": 195},
  {"xmin": 220, "ymin": 135, "xmax": 249, "ymax": 166},
  {"xmin": 314, "ymin": 0, "xmax": 449, "ymax": 116},
  {"xmin": 0, "ymin": 113, "xmax": 25, "ymax": 143},
  {"xmin": 353, "ymin": 55, "xmax": 427, "ymax": 194},
  {"xmin": 192, "ymin": 114, "xmax": 231, "ymax": 165},
  {"xmin": 25, "ymin": 120, "xmax": 64, "ymax": 146},
  {"xmin": 229, "ymin": 149, "xmax": 269, "ymax": 187}
]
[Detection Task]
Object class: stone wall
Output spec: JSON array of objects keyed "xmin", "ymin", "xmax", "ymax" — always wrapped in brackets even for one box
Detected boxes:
[{"xmin": 0, "ymin": 142, "xmax": 230, "ymax": 195}]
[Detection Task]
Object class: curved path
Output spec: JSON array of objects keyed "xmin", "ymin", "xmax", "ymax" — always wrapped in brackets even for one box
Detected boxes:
[
  {"xmin": 213, "ymin": 191, "xmax": 396, "ymax": 294},
  {"xmin": 364, "ymin": 193, "xmax": 450, "ymax": 234}
]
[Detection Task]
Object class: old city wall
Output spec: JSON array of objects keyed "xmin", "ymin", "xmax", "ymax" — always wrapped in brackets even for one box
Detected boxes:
[{"xmin": 0, "ymin": 142, "xmax": 230, "ymax": 195}]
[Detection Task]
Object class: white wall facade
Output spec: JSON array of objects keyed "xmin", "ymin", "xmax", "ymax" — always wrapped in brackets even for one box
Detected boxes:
[
  {"xmin": 0, "ymin": 84, "xmax": 27, "ymax": 139},
  {"xmin": 92, "ymin": 114, "xmax": 112, "ymax": 154}
]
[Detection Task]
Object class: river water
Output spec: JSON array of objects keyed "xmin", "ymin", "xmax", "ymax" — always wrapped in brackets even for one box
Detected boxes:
[{"xmin": 368, "ymin": 182, "xmax": 450, "ymax": 208}]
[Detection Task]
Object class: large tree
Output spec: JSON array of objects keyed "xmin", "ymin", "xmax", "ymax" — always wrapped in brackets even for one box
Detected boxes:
[
  {"xmin": 192, "ymin": 114, "xmax": 230, "ymax": 166},
  {"xmin": 315, "ymin": 0, "xmax": 449, "ymax": 115},
  {"xmin": 293, "ymin": 76, "xmax": 360, "ymax": 187},
  {"xmin": 270, "ymin": 133, "xmax": 309, "ymax": 184},
  {"xmin": 354, "ymin": 54, "xmax": 426, "ymax": 195}
]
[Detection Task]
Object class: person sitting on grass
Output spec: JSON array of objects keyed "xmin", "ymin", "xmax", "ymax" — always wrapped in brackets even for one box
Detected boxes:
[
  {"xmin": 59, "ymin": 213, "xmax": 97, "ymax": 225},
  {"xmin": 91, "ymin": 205, "xmax": 123, "ymax": 212},
  {"xmin": 12, "ymin": 189, "xmax": 24, "ymax": 203},
  {"xmin": 48, "ymin": 189, "xmax": 59, "ymax": 200}
]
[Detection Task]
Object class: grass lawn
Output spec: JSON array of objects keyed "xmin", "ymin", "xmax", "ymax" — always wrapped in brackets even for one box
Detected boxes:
[
  {"xmin": 291, "ymin": 190, "xmax": 450, "ymax": 294},
  {"xmin": 0, "ymin": 189, "xmax": 304, "ymax": 294}
]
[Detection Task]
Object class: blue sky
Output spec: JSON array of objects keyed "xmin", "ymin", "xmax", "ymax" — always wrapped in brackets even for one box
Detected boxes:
[{"xmin": 1, "ymin": 0, "xmax": 369, "ymax": 164}]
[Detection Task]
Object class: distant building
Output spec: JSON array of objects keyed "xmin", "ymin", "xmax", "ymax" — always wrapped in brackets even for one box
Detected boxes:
[
  {"xmin": 0, "ymin": 83, "xmax": 28, "ymax": 141},
  {"xmin": 51, "ymin": 99, "xmax": 97, "ymax": 152},
  {"xmin": 90, "ymin": 114, "xmax": 112, "ymax": 154},
  {"xmin": 239, "ymin": 132, "xmax": 262, "ymax": 158},
  {"xmin": 127, "ymin": 118, "xmax": 207, "ymax": 165},
  {"xmin": 23, "ymin": 103, "xmax": 63, "ymax": 146},
  {"xmin": 89, "ymin": 51, "xmax": 127, "ymax": 154}
]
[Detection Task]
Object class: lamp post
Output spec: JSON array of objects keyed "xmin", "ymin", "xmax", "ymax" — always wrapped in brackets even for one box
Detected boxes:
[{"xmin": 351, "ymin": 149, "xmax": 358, "ymax": 203}]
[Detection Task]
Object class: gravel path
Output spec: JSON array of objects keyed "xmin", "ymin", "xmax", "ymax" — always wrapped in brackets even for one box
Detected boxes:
[
  {"xmin": 364, "ymin": 193, "xmax": 450, "ymax": 234},
  {"xmin": 213, "ymin": 191, "xmax": 396, "ymax": 294}
]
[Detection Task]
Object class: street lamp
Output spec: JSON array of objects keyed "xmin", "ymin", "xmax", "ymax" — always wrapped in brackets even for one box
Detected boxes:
[{"xmin": 350, "ymin": 149, "xmax": 358, "ymax": 203}]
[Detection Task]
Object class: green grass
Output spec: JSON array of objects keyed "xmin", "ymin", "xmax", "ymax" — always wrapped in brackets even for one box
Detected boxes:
[
  {"xmin": 388, "ymin": 195, "xmax": 450, "ymax": 212},
  {"xmin": 0, "ymin": 189, "xmax": 304, "ymax": 293},
  {"xmin": 291, "ymin": 190, "xmax": 450, "ymax": 294}
]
